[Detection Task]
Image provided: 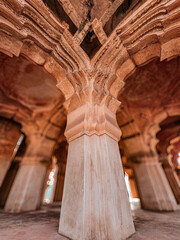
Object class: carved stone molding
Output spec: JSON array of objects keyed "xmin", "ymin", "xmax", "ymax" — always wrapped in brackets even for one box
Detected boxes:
[
  {"xmin": 0, "ymin": 0, "xmax": 180, "ymax": 107},
  {"xmin": 65, "ymin": 103, "xmax": 121, "ymax": 142}
]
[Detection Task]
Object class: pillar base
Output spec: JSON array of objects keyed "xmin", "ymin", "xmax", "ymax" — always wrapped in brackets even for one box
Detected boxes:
[
  {"xmin": 5, "ymin": 164, "xmax": 47, "ymax": 212},
  {"xmin": 59, "ymin": 134, "xmax": 135, "ymax": 240},
  {"xmin": 133, "ymin": 162, "xmax": 177, "ymax": 211}
]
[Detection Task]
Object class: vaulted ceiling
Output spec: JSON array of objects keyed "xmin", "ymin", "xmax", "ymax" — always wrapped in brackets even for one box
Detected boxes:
[{"xmin": 0, "ymin": 0, "xmax": 180, "ymax": 157}]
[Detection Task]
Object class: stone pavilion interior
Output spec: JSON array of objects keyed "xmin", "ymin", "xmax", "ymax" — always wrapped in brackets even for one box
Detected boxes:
[{"xmin": 0, "ymin": 0, "xmax": 180, "ymax": 239}]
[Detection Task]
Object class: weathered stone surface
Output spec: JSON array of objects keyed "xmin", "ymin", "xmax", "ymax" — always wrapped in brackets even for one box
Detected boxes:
[
  {"xmin": 59, "ymin": 134, "xmax": 135, "ymax": 240},
  {"xmin": 5, "ymin": 164, "xmax": 47, "ymax": 212},
  {"xmin": 133, "ymin": 161, "xmax": 177, "ymax": 211},
  {"xmin": 0, "ymin": 0, "xmax": 180, "ymax": 239},
  {"xmin": 4, "ymin": 135, "xmax": 56, "ymax": 212},
  {"xmin": 1, "ymin": 204, "xmax": 180, "ymax": 240}
]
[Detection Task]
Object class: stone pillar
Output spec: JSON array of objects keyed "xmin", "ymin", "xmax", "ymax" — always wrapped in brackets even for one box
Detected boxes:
[
  {"xmin": 54, "ymin": 161, "xmax": 66, "ymax": 202},
  {"xmin": 5, "ymin": 134, "xmax": 55, "ymax": 212},
  {"xmin": 0, "ymin": 160, "xmax": 20, "ymax": 208},
  {"xmin": 133, "ymin": 155, "xmax": 177, "ymax": 211},
  {"xmin": 0, "ymin": 118, "xmax": 21, "ymax": 187},
  {"xmin": 59, "ymin": 104, "xmax": 135, "ymax": 240},
  {"xmin": 54, "ymin": 142, "xmax": 67, "ymax": 202},
  {"xmin": 162, "ymin": 159, "xmax": 180, "ymax": 204}
]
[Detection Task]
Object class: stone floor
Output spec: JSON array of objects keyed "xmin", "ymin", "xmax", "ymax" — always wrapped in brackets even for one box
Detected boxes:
[{"xmin": 0, "ymin": 203, "xmax": 180, "ymax": 240}]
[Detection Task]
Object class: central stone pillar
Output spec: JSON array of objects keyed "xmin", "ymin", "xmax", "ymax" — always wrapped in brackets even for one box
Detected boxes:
[
  {"xmin": 59, "ymin": 104, "xmax": 135, "ymax": 240},
  {"xmin": 5, "ymin": 134, "xmax": 55, "ymax": 212},
  {"xmin": 0, "ymin": 118, "xmax": 21, "ymax": 187},
  {"xmin": 133, "ymin": 155, "xmax": 177, "ymax": 211}
]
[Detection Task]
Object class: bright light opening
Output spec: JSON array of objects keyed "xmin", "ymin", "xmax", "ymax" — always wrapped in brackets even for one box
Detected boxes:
[
  {"xmin": 44, "ymin": 167, "xmax": 56, "ymax": 204},
  {"xmin": 124, "ymin": 172, "xmax": 140, "ymax": 210},
  {"xmin": 43, "ymin": 157, "xmax": 58, "ymax": 205},
  {"xmin": 14, "ymin": 134, "xmax": 24, "ymax": 152},
  {"xmin": 124, "ymin": 172, "xmax": 132, "ymax": 199}
]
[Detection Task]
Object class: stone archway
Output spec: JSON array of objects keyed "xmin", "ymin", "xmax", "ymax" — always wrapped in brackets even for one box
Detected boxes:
[{"xmin": 1, "ymin": 1, "xmax": 180, "ymax": 240}]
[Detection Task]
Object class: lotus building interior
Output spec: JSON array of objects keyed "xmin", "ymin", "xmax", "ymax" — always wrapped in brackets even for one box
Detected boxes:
[{"xmin": 0, "ymin": 0, "xmax": 180, "ymax": 240}]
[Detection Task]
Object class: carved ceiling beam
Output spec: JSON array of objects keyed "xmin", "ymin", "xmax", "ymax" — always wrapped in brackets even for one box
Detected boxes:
[
  {"xmin": 0, "ymin": 0, "xmax": 89, "ymax": 72},
  {"xmin": 92, "ymin": 0, "xmax": 180, "ymax": 96},
  {"xmin": 92, "ymin": 18, "xmax": 107, "ymax": 45},
  {"xmin": 73, "ymin": 0, "xmax": 125, "ymax": 46},
  {"xmin": 1, "ymin": 0, "xmax": 180, "ymax": 122},
  {"xmin": 100, "ymin": 0, "xmax": 125, "ymax": 27},
  {"xmin": 0, "ymin": 0, "xmax": 91, "ymax": 110},
  {"xmin": 57, "ymin": 0, "xmax": 82, "ymax": 28},
  {"xmin": 73, "ymin": 21, "xmax": 91, "ymax": 45}
]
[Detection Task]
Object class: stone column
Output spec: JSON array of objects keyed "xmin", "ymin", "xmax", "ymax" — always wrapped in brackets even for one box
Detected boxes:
[
  {"xmin": 162, "ymin": 159, "xmax": 180, "ymax": 204},
  {"xmin": 0, "ymin": 118, "xmax": 21, "ymax": 187},
  {"xmin": 0, "ymin": 160, "xmax": 20, "ymax": 208},
  {"xmin": 54, "ymin": 161, "xmax": 66, "ymax": 202},
  {"xmin": 5, "ymin": 134, "xmax": 55, "ymax": 212},
  {"xmin": 133, "ymin": 154, "xmax": 177, "ymax": 211},
  {"xmin": 54, "ymin": 142, "xmax": 67, "ymax": 202},
  {"xmin": 59, "ymin": 104, "xmax": 135, "ymax": 240}
]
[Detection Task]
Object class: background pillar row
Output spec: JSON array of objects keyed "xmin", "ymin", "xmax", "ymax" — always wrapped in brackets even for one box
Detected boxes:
[
  {"xmin": 5, "ymin": 134, "xmax": 56, "ymax": 212},
  {"xmin": 133, "ymin": 158, "xmax": 177, "ymax": 211}
]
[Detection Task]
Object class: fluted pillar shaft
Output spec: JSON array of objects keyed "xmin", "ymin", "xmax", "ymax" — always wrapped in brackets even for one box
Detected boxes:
[
  {"xmin": 133, "ymin": 158, "xmax": 177, "ymax": 211},
  {"xmin": 5, "ymin": 135, "xmax": 55, "ymax": 212},
  {"xmin": 59, "ymin": 104, "xmax": 135, "ymax": 240}
]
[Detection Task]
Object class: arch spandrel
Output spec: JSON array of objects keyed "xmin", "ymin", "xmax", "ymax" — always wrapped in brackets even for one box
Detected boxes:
[
  {"xmin": 91, "ymin": 0, "xmax": 180, "ymax": 103},
  {"xmin": 0, "ymin": 0, "xmax": 91, "ymax": 102}
]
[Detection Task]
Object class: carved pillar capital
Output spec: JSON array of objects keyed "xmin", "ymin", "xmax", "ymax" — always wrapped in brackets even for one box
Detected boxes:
[
  {"xmin": 128, "ymin": 151, "xmax": 159, "ymax": 163},
  {"xmin": 65, "ymin": 103, "xmax": 121, "ymax": 142},
  {"xmin": 21, "ymin": 134, "xmax": 55, "ymax": 166}
]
